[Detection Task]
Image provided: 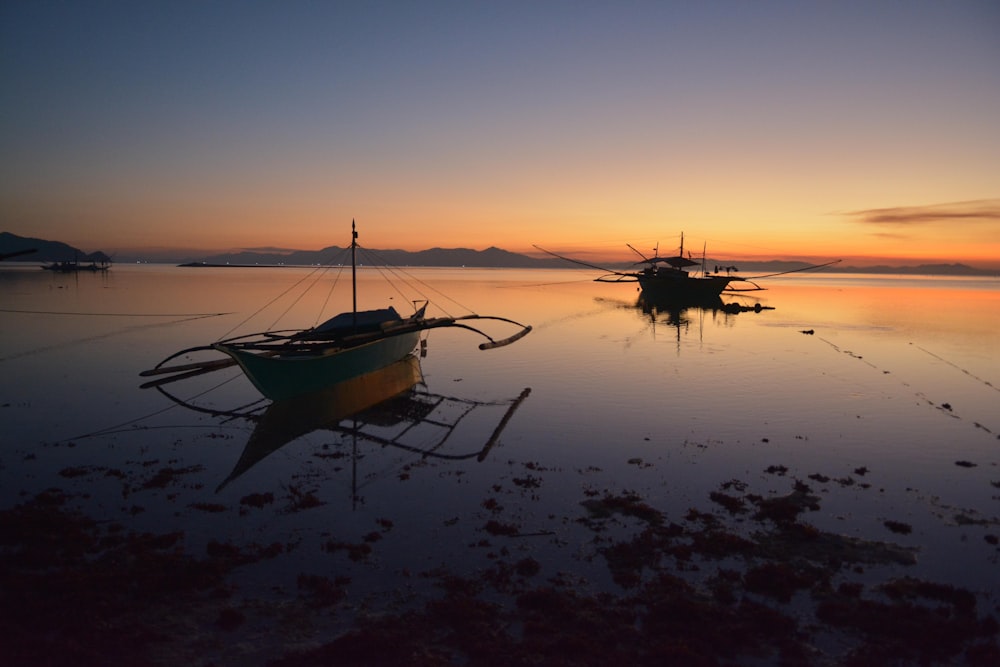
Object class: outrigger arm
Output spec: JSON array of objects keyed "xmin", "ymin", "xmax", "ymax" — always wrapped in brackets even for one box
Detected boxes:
[{"xmin": 442, "ymin": 315, "xmax": 534, "ymax": 350}]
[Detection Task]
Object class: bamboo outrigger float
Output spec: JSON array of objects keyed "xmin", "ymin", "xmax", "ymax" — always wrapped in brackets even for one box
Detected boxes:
[{"xmin": 141, "ymin": 221, "xmax": 531, "ymax": 400}]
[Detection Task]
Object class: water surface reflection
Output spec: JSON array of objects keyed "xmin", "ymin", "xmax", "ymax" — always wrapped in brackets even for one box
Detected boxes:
[
  {"xmin": 2, "ymin": 265, "xmax": 998, "ymax": 664},
  {"xmin": 152, "ymin": 355, "xmax": 530, "ymax": 496}
]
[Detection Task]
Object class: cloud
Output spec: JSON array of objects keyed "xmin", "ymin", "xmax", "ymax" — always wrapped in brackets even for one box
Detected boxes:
[
  {"xmin": 843, "ymin": 199, "xmax": 1000, "ymax": 225},
  {"xmin": 870, "ymin": 232, "xmax": 909, "ymax": 241}
]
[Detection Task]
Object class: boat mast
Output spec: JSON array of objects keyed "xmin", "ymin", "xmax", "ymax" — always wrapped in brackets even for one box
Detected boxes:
[{"xmin": 351, "ymin": 219, "xmax": 358, "ymax": 327}]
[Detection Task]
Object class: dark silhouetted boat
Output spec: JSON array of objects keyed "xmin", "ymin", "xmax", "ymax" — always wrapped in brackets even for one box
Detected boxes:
[
  {"xmin": 615, "ymin": 234, "xmax": 741, "ymax": 302},
  {"xmin": 536, "ymin": 233, "xmax": 838, "ymax": 305}
]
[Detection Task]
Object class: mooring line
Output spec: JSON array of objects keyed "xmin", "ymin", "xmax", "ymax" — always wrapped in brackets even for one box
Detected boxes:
[
  {"xmin": 811, "ymin": 335, "xmax": 997, "ymax": 435},
  {"xmin": 912, "ymin": 343, "xmax": 999, "ymax": 394},
  {"xmin": 496, "ymin": 277, "xmax": 598, "ymax": 288},
  {"xmin": 0, "ymin": 308, "xmax": 231, "ymax": 317},
  {"xmin": 815, "ymin": 336, "xmax": 879, "ymax": 370},
  {"xmin": 0, "ymin": 313, "xmax": 226, "ymax": 363},
  {"xmin": 530, "ymin": 304, "xmax": 615, "ymax": 332},
  {"xmin": 58, "ymin": 373, "xmax": 243, "ymax": 443}
]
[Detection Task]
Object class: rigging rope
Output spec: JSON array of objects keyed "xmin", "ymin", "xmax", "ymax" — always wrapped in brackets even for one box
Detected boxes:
[
  {"xmin": 315, "ymin": 262, "xmax": 348, "ymax": 328},
  {"xmin": 215, "ymin": 247, "xmax": 351, "ymax": 341},
  {"xmin": 211, "ymin": 241, "xmax": 482, "ymax": 340},
  {"xmin": 358, "ymin": 245, "xmax": 478, "ymax": 317},
  {"xmin": 360, "ymin": 250, "xmax": 435, "ymax": 313}
]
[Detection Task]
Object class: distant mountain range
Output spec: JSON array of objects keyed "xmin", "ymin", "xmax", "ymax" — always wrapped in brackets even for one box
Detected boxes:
[
  {"xmin": 1, "ymin": 231, "xmax": 996, "ymax": 276},
  {"xmin": 0, "ymin": 232, "xmax": 111, "ymax": 263},
  {"xmin": 187, "ymin": 244, "xmax": 570, "ymax": 269}
]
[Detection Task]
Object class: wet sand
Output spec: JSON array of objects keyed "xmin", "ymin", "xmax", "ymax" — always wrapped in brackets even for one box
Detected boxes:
[{"xmin": 3, "ymin": 442, "xmax": 998, "ymax": 666}]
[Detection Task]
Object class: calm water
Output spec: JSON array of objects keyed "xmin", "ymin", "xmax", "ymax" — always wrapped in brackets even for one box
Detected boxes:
[{"xmin": 2, "ymin": 263, "xmax": 999, "ymax": 660}]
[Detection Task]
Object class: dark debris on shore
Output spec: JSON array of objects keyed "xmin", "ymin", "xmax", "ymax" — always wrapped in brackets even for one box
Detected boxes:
[{"xmin": 2, "ymin": 462, "xmax": 1000, "ymax": 667}]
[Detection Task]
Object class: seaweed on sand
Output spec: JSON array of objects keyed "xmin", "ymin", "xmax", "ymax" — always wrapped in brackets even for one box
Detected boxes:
[
  {"xmin": 3, "ymin": 474, "xmax": 997, "ymax": 666},
  {"xmin": 0, "ymin": 490, "xmax": 282, "ymax": 666}
]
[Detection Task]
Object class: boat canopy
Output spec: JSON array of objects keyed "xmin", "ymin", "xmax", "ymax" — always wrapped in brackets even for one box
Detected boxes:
[
  {"xmin": 657, "ymin": 256, "xmax": 699, "ymax": 269},
  {"xmin": 314, "ymin": 307, "xmax": 402, "ymax": 334}
]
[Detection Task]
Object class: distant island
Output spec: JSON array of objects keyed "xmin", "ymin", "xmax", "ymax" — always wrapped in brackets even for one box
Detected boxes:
[
  {"xmin": 1, "ymin": 231, "xmax": 996, "ymax": 276},
  {"xmin": 0, "ymin": 231, "xmax": 111, "ymax": 264}
]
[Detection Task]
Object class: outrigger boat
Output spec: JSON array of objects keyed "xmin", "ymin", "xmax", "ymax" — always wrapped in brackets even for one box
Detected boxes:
[
  {"xmin": 536, "ymin": 233, "xmax": 839, "ymax": 304},
  {"xmin": 141, "ymin": 221, "xmax": 532, "ymax": 401},
  {"xmin": 621, "ymin": 233, "xmax": 738, "ymax": 302}
]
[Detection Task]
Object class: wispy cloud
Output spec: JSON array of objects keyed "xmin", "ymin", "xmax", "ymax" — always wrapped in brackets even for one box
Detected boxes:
[
  {"xmin": 843, "ymin": 199, "xmax": 1000, "ymax": 225},
  {"xmin": 869, "ymin": 232, "xmax": 909, "ymax": 241}
]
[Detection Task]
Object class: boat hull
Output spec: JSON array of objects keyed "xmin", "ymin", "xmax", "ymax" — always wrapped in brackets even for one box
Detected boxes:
[
  {"xmin": 216, "ymin": 331, "xmax": 420, "ymax": 401},
  {"xmin": 635, "ymin": 273, "xmax": 733, "ymax": 303},
  {"xmin": 218, "ymin": 355, "xmax": 423, "ymax": 489}
]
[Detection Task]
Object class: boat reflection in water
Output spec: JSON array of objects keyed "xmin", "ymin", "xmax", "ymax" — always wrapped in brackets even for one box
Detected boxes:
[
  {"xmin": 155, "ymin": 355, "xmax": 530, "ymax": 497},
  {"xmin": 634, "ymin": 290, "xmax": 774, "ymax": 338}
]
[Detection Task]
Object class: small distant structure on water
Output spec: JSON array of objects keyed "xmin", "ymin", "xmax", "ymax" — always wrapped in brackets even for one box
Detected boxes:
[{"xmin": 41, "ymin": 259, "xmax": 111, "ymax": 273}]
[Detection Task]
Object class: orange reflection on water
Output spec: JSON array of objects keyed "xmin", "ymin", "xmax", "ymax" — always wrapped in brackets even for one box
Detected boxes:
[{"xmin": 770, "ymin": 275, "xmax": 1000, "ymax": 350}]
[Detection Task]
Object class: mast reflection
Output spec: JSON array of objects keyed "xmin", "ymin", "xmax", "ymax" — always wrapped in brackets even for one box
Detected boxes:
[{"xmin": 154, "ymin": 355, "xmax": 530, "ymax": 499}]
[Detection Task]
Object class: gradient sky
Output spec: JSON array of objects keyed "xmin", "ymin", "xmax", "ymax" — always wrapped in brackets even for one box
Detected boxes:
[{"xmin": 2, "ymin": 1, "xmax": 998, "ymax": 267}]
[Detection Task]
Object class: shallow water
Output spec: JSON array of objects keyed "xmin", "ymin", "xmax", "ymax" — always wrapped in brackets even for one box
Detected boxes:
[{"xmin": 2, "ymin": 263, "xmax": 999, "ymax": 661}]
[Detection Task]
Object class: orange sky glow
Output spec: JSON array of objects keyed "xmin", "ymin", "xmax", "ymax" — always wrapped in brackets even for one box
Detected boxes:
[{"xmin": 2, "ymin": 3, "xmax": 998, "ymax": 269}]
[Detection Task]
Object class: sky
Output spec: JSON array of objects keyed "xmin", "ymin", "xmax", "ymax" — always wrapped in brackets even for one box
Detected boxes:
[{"xmin": 2, "ymin": 1, "xmax": 999, "ymax": 267}]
